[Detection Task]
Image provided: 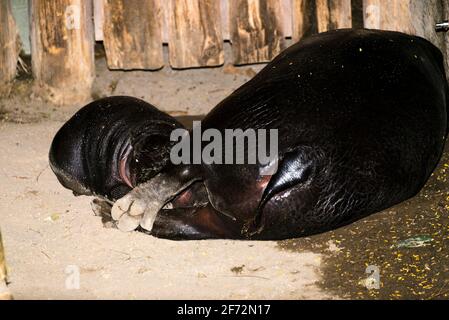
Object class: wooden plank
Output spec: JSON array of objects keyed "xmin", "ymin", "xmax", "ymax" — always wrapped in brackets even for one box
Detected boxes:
[
  {"xmin": 168, "ymin": 0, "xmax": 223, "ymax": 69},
  {"xmin": 221, "ymin": 0, "xmax": 294, "ymax": 41},
  {"xmin": 0, "ymin": 229, "xmax": 12, "ymax": 300},
  {"xmin": 281, "ymin": 0, "xmax": 292, "ymax": 38},
  {"xmin": 407, "ymin": 0, "xmax": 445, "ymax": 51},
  {"xmin": 406, "ymin": 0, "xmax": 447, "ymax": 79},
  {"xmin": 103, "ymin": 0, "xmax": 164, "ymax": 70},
  {"xmin": 229, "ymin": 0, "xmax": 285, "ymax": 65},
  {"xmin": 0, "ymin": 0, "xmax": 19, "ymax": 96},
  {"xmin": 291, "ymin": 0, "xmax": 317, "ymax": 42},
  {"xmin": 443, "ymin": 0, "xmax": 449, "ymax": 74},
  {"xmin": 363, "ymin": 0, "xmax": 410, "ymax": 32},
  {"xmin": 363, "ymin": 0, "xmax": 446, "ymax": 64},
  {"xmin": 363, "ymin": 0, "xmax": 443, "ymax": 37},
  {"xmin": 161, "ymin": 0, "xmax": 170, "ymax": 43},
  {"xmin": 30, "ymin": 0, "xmax": 95, "ymax": 106},
  {"xmin": 221, "ymin": 0, "xmax": 230, "ymax": 40},
  {"xmin": 362, "ymin": 0, "xmax": 381, "ymax": 29},
  {"xmin": 316, "ymin": 0, "xmax": 352, "ymax": 33},
  {"xmin": 93, "ymin": 0, "xmax": 104, "ymax": 41}
]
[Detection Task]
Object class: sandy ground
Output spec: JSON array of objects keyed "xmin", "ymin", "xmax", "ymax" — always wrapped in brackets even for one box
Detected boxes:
[{"xmin": 1, "ymin": 45, "xmax": 448, "ymax": 300}]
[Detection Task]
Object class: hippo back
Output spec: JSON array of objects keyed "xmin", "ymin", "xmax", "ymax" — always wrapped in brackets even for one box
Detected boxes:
[{"xmin": 200, "ymin": 29, "xmax": 448, "ymax": 238}]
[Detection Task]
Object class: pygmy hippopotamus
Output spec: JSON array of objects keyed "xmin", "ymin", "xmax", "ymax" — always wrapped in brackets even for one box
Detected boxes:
[{"xmin": 50, "ymin": 29, "xmax": 449, "ymax": 240}]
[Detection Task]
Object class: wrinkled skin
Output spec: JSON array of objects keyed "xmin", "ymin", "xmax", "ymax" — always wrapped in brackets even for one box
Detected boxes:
[
  {"xmin": 49, "ymin": 96, "xmax": 183, "ymax": 201},
  {"xmin": 50, "ymin": 29, "xmax": 449, "ymax": 240}
]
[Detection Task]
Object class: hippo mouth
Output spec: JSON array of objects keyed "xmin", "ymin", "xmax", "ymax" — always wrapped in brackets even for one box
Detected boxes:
[
  {"xmin": 118, "ymin": 144, "xmax": 134, "ymax": 189},
  {"xmin": 50, "ymin": 164, "xmax": 93, "ymax": 197}
]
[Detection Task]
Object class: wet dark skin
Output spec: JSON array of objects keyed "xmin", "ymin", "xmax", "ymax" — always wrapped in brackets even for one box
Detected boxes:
[
  {"xmin": 277, "ymin": 142, "xmax": 449, "ymax": 299},
  {"xmin": 50, "ymin": 29, "xmax": 448, "ymax": 241},
  {"xmin": 49, "ymin": 96, "xmax": 184, "ymax": 200}
]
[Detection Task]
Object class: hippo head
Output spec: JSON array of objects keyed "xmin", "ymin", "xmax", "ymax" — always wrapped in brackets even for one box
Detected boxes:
[{"xmin": 49, "ymin": 96, "xmax": 183, "ymax": 201}]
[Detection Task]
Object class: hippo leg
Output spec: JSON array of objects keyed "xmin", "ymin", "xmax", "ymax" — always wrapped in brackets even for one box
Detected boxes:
[
  {"xmin": 111, "ymin": 172, "xmax": 199, "ymax": 232},
  {"xmin": 144, "ymin": 204, "xmax": 242, "ymax": 240},
  {"xmin": 110, "ymin": 170, "xmax": 245, "ymax": 239},
  {"xmin": 244, "ymin": 146, "xmax": 320, "ymax": 236}
]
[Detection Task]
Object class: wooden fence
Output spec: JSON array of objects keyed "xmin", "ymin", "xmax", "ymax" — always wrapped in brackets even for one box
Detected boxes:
[
  {"xmin": 0, "ymin": 0, "xmax": 448, "ymax": 105},
  {"xmin": 0, "ymin": 0, "xmax": 20, "ymax": 96},
  {"xmin": 88, "ymin": 0, "xmax": 449, "ymax": 69},
  {"xmin": 94, "ymin": 0, "xmax": 354, "ymax": 68},
  {"xmin": 0, "ymin": 229, "xmax": 12, "ymax": 300}
]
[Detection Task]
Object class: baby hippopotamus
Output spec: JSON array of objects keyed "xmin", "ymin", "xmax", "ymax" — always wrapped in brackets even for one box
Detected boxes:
[{"xmin": 50, "ymin": 29, "xmax": 448, "ymax": 240}]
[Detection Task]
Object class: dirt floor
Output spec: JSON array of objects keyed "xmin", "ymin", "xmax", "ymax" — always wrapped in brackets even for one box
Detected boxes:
[{"xmin": 0, "ymin": 45, "xmax": 448, "ymax": 300}]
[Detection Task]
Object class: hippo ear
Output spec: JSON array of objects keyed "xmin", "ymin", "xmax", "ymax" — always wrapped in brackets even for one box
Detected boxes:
[{"xmin": 244, "ymin": 146, "xmax": 320, "ymax": 236}]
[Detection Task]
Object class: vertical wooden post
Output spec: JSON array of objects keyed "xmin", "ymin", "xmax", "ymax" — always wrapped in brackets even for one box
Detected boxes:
[
  {"xmin": 229, "ymin": 0, "xmax": 285, "ymax": 65},
  {"xmin": 103, "ymin": 0, "xmax": 164, "ymax": 70},
  {"xmin": 0, "ymin": 0, "xmax": 19, "ymax": 96},
  {"xmin": 0, "ymin": 229, "xmax": 12, "ymax": 300},
  {"xmin": 406, "ymin": 0, "xmax": 446, "ymax": 52},
  {"xmin": 316, "ymin": 0, "xmax": 352, "ymax": 33},
  {"xmin": 93, "ymin": 0, "xmax": 104, "ymax": 41},
  {"xmin": 291, "ymin": 0, "xmax": 317, "ymax": 43},
  {"xmin": 168, "ymin": 0, "xmax": 223, "ymax": 69},
  {"xmin": 363, "ymin": 0, "xmax": 411, "ymax": 32},
  {"xmin": 30, "ymin": 0, "xmax": 95, "ymax": 106},
  {"xmin": 363, "ymin": 0, "xmax": 381, "ymax": 29},
  {"xmin": 281, "ymin": 0, "xmax": 293, "ymax": 39},
  {"xmin": 363, "ymin": 0, "xmax": 446, "ymax": 61}
]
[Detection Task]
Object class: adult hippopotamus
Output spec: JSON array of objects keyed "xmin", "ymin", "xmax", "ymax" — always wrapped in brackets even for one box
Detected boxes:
[{"xmin": 50, "ymin": 29, "xmax": 449, "ymax": 240}]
